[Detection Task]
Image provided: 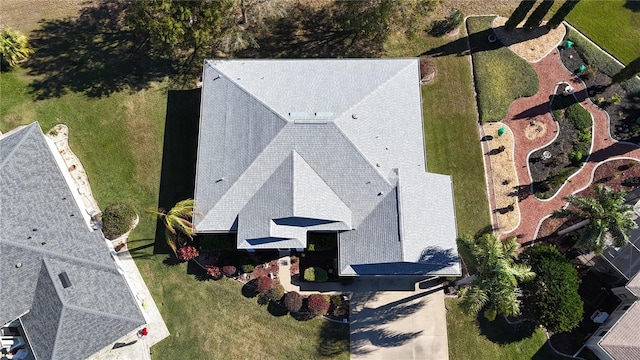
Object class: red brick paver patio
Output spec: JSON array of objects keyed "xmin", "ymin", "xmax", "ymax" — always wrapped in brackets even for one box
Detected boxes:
[{"xmin": 494, "ymin": 49, "xmax": 640, "ymax": 243}]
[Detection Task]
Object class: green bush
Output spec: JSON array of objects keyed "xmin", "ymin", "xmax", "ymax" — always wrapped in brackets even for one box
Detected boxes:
[
  {"xmin": 268, "ymin": 284, "xmax": 286, "ymax": 302},
  {"xmin": 566, "ymin": 103, "xmax": 592, "ymax": 130},
  {"xmin": 429, "ymin": 8, "xmax": 463, "ymax": 37},
  {"xmin": 101, "ymin": 202, "xmax": 137, "ymax": 240},
  {"xmin": 569, "ymin": 150, "xmax": 583, "ymax": 163},
  {"xmin": 241, "ymin": 264, "xmax": 255, "ymax": 273},
  {"xmin": 304, "ymin": 267, "xmax": 329, "ymax": 282}
]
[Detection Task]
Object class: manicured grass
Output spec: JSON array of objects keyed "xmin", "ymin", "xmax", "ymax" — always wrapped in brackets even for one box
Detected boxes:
[
  {"xmin": 446, "ymin": 298, "xmax": 572, "ymax": 360},
  {"xmin": 0, "ymin": 67, "xmax": 349, "ymax": 359},
  {"xmin": 386, "ymin": 26, "xmax": 491, "ymax": 237},
  {"xmin": 466, "ymin": 16, "xmax": 539, "ymax": 123},
  {"xmin": 566, "ymin": 0, "xmax": 640, "ymax": 65}
]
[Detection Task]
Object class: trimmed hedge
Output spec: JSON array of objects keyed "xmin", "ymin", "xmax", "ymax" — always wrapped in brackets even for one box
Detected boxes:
[
  {"xmin": 304, "ymin": 267, "xmax": 329, "ymax": 282},
  {"xmin": 566, "ymin": 102, "xmax": 592, "ymax": 130},
  {"xmin": 101, "ymin": 202, "xmax": 136, "ymax": 240},
  {"xmin": 283, "ymin": 291, "xmax": 303, "ymax": 312}
]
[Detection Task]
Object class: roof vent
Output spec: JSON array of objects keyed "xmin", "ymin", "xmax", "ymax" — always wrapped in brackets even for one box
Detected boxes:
[
  {"xmin": 378, "ymin": 192, "xmax": 384, "ymax": 196},
  {"xmin": 289, "ymin": 112, "xmax": 308, "ymax": 119},
  {"xmin": 314, "ymin": 112, "xmax": 333, "ymax": 119},
  {"xmin": 62, "ymin": 197, "xmax": 66, "ymax": 200},
  {"xmin": 352, "ymin": 114, "xmax": 358, "ymax": 119},
  {"xmin": 216, "ymin": 177, "xmax": 225, "ymax": 183},
  {"xmin": 59, "ymin": 272, "xmax": 72, "ymax": 288},
  {"xmin": 15, "ymin": 263, "xmax": 22, "ymax": 268},
  {"xmin": 376, "ymin": 163, "xmax": 381, "ymax": 167},
  {"xmin": 33, "ymin": 228, "xmax": 37, "ymax": 232}
]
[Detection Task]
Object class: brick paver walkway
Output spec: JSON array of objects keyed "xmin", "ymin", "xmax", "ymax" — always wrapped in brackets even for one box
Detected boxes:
[{"xmin": 495, "ymin": 49, "xmax": 640, "ymax": 243}]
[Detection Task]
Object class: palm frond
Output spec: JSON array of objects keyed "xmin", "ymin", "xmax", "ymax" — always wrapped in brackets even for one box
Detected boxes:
[{"xmin": 460, "ymin": 286, "xmax": 488, "ymax": 316}]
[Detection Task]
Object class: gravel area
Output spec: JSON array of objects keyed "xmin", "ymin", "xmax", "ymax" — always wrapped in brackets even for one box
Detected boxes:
[{"xmin": 492, "ymin": 16, "xmax": 566, "ymax": 62}]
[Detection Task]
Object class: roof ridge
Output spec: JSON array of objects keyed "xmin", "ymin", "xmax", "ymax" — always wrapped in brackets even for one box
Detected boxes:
[
  {"xmin": 1, "ymin": 239, "xmax": 119, "ymax": 274},
  {"xmin": 63, "ymin": 302, "xmax": 144, "ymax": 326},
  {"xmin": 0, "ymin": 122, "xmax": 38, "ymax": 170}
]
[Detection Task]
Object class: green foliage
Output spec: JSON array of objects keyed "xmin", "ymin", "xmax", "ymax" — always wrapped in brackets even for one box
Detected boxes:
[
  {"xmin": 546, "ymin": 0, "xmax": 581, "ymax": 29},
  {"xmin": 552, "ymin": 185, "xmax": 638, "ymax": 253},
  {"xmin": 468, "ymin": 16, "xmax": 539, "ymax": 122},
  {"xmin": 505, "ymin": 0, "xmax": 537, "ymax": 31},
  {"xmin": 565, "ymin": 27, "xmax": 640, "ymax": 96},
  {"xmin": 304, "ymin": 267, "xmax": 328, "ymax": 282},
  {"xmin": 307, "ymin": 294, "xmax": 331, "ymax": 316},
  {"xmin": 241, "ymin": 264, "xmax": 255, "ymax": 273},
  {"xmin": 429, "ymin": 8, "xmax": 464, "ymax": 37},
  {"xmin": 566, "ymin": 103, "xmax": 592, "ymax": 130},
  {"xmin": 610, "ymin": 93, "xmax": 622, "ymax": 105},
  {"xmin": 523, "ymin": 0, "xmax": 555, "ymax": 30},
  {"xmin": 519, "ymin": 245, "xmax": 583, "ymax": 333},
  {"xmin": 457, "ymin": 233, "xmax": 535, "ymax": 319},
  {"xmin": 547, "ymin": 168, "xmax": 574, "ymax": 189},
  {"xmin": 0, "ymin": 28, "xmax": 33, "ymax": 69},
  {"xmin": 101, "ymin": 202, "xmax": 137, "ymax": 240},
  {"xmin": 147, "ymin": 199, "xmax": 198, "ymax": 255},
  {"xmin": 268, "ymin": 284, "xmax": 285, "ymax": 301},
  {"xmin": 568, "ymin": 150, "xmax": 583, "ymax": 163}
]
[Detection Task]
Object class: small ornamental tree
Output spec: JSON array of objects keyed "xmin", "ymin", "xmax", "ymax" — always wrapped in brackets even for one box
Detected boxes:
[
  {"xmin": 546, "ymin": 0, "xmax": 581, "ymax": 29},
  {"xmin": 176, "ymin": 245, "xmax": 199, "ymax": 261},
  {"xmin": 222, "ymin": 265, "xmax": 236, "ymax": 277},
  {"xmin": 523, "ymin": 0, "xmax": 555, "ymax": 31},
  {"xmin": 283, "ymin": 291, "xmax": 303, "ymax": 312},
  {"xmin": 0, "ymin": 28, "xmax": 33, "ymax": 69},
  {"xmin": 206, "ymin": 265, "xmax": 223, "ymax": 280},
  {"xmin": 307, "ymin": 294, "xmax": 330, "ymax": 316},
  {"xmin": 268, "ymin": 284, "xmax": 285, "ymax": 302},
  {"xmin": 520, "ymin": 244, "xmax": 583, "ymax": 333},
  {"xmin": 256, "ymin": 275, "xmax": 273, "ymax": 293},
  {"xmin": 505, "ymin": 0, "xmax": 537, "ymax": 31}
]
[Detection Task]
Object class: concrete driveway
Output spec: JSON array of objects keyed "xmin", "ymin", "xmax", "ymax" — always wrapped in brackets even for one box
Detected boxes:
[{"xmin": 349, "ymin": 277, "xmax": 449, "ymax": 360}]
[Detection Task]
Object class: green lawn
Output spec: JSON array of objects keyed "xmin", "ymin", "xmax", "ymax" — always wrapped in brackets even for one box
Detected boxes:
[
  {"xmin": 446, "ymin": 298, "xmax": 572, "ymax": 360},
  {"xmin": 466, "ymin": 16, "xmax": 539, "ymax": 123},
  {"xmin": 566, "ymin": 0, "xmax": 640, "ymax": 65},
  {"xmin": 385, "ymin": 29, "xmax": 491, "ymax": 237}
]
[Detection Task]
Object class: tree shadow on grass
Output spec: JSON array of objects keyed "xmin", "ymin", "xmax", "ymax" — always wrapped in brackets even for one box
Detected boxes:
[
  {"xmin": 26, "ymin": 1, "xmax": 174, "ymax": 99},
  {"xmin": 153, "ymin": 88, "xmax": 201, "ymax": 254},
  {"xmin": 267, "ymin": 301, "xmax": 288, "ymax": 317},
  {"xmin": 624, "ymin": 0, "xmax": 640, "ymax": 12},
  {"xmin": 317, "ymin": 320, "xmax": 349, "ymax": 358},
  {"xmin": 236, "ymin": 2, "xmax": 383, "ymax": 58},
  {"xmin": 241, "ymin": 279, "xmax": 259, "ymax": 298},
  {"xmin": 477, "ymin": 314, "xmax": 537, "ymax": 344}
]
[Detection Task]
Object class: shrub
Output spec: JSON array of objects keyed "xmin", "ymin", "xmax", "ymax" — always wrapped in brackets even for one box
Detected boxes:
[
  {"xmin": 257, "ymin": 292, "xmax": 270, "ymax": 306},
  {"xmin": 429, "ymin": 8, "xmax": 463, "ymax": 37},
  {"xmin": 419, "ymin": 56, "xmax": 436, "ymax": 83},
  {"xmin": 630, "ymin": 161, "xmax": 638, "ymax": 168},
  {"xmin": 177, "ymin": 245, "xmax": 199, "ymax": 261},
  {"xmin": 569, "ymin": 150, "xmax": 583, "ymax": 163},
  {"xmin": 580, "ymin": 64, "xmax": 597, "ymax": 80},
  {"xmin": 206, "ymin": 265, "xmax": 223, "ymax": 280},
  {"xmin": 611, "ymin": 93, "xmax": 622, "ymax": 105},
  {"xmin": 0, "ymin": 28, "xmax": 34, "ymax": 69},
  {"xmin": 222, "ymin": 265, "xmax": 236, "ymax": 277},
  {"xmin": 101, "ymin": 202, "xmax": 137, "ymax": 240},
  {"xmin": 241, "ymin": 264, "xmax": 255, "ymax": 273},
  {"xmin": 256, "ymin": 275, "xmax": 273, "ymax": 293},
  {"xmin": 268, "ymin": 284, "xmax": 285, "ymax": 302},
  {"xmin": 304, "ymin": 267, "xmax": 329, "ymax": 282},
  {"xmin": 331, "ymin": 296, "xmax": 343, "ymax": 307},
  {"xmin": 308, "ymin": 294, "xmax": 331, "ymax": 316},
  {"xmin": 566, "ymin": 103, "xmax": 592, "ymax": 130},
  {"xmin": 283, "ymin": 291, "xmax": 303, "ymax": 312}
]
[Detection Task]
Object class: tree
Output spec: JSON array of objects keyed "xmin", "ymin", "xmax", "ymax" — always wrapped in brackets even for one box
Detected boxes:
[
  {"xmin": 523, "ymin": 0, "xmax": 555, "ymax": 30},
  {"xmin": 612, "ymin": 56, "xmax": 640, "ymax": 84},
  {"xmin": 457, "ymin": 233, "xmax": 535, "ymax": 320},
  {"xmin": 0, "ymin": 28, "xmax": 34, "ymax": 69},
  {"xmin": 505, "ymin": 0, "xmax": 537, "ymax": 31},
  {"xmin": 147, "ymin": 199, "xmax": 198, "ymax": 255},
  {"xmin": 519, "ymin": 245, "xmax": 583, "ymax": 333},
  {"xmin": 552, "ymin": 185, "xmax": 638, "ymax": 254},
  {"xmin": 125, "ymin": 0, "xmax": 234, "ymax": 63},
  {"xmin": 546, "ymin": 0, "xmax": 581, "ymax": 29}
]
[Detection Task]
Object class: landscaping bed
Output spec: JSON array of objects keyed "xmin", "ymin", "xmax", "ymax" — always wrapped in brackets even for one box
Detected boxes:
[
  {"xmin": 559, "ymin": 30, "xmax": 640, "ymax": 143},
  {"xmin": 530, "ymin": 86, "xmax": 593, "ymax": 199}
]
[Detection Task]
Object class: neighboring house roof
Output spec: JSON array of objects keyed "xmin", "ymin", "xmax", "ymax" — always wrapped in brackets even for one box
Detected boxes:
[
  {"xmin": 599, "ymin": 301, "xmax": 640, "ymax": 360},
  {"xmin": 0, "ymin": 123, "xmax": 145, "ymax": 359},
  {"xmin": 194, "ymin": 59, "xmax": 459, "ymax": 276}
]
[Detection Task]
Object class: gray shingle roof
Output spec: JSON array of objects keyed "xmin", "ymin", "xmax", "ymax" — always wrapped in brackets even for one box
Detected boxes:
[
  {"xmin": 0, "ymin": 123, "xmax": 145, "ymax": 359},
  {"xmin": 194, "ymin": 59, "xmax": 460, "ymax": 276},
  {"xmin": 599, "ymin": 302, "xmax": 640, "ymax": 360}
]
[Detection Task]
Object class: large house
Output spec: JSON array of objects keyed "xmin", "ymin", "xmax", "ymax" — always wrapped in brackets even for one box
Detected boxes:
[
  {"xmin": 193, "ymin": 59, "xmax": 460, "ymax": 277},
  {"xmin": 0, "ymin": 123, "xmax": 146, "ymax": 359}
]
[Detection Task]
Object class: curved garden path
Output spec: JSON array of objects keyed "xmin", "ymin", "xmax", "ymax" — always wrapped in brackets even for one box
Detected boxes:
[{"xmin": 497, "ymin": 49, "xmax": 640, "ymax": 243}]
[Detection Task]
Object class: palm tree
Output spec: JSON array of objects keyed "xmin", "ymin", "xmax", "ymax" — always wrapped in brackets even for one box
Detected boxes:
[
  {"xmin": 457, "ymin": 233, "xmax": 535, "ymax": 320},
  {"xmin": 552, "ymin": 185, "xmax": 638, "ymax": 254},
  {"xmin": 148, "ymin": 199, "xmax": 199, "ymax": 255},
  {"xmin": 0, "ymin": 28, "xmax": 34, "ymax": 69}
]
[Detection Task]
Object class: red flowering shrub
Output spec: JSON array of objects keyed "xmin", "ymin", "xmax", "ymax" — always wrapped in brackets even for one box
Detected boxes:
[
  {"xmin": 176, "ymin": 245, "xmax": 199, "ymax": 261},
  {"xmin": 222, "ymin": 265, "xmax": 236, "ymax": 277},
  {"xmin": 307, "ymin": 294, "xmax": 330, "ymax": 316},
  {"xmin": 206, "ymin": 265, "xmax": 223, "ymax": 280},
  {"xmin": 256, "ymin": 275, "xmax": 273, "ymax": 293},
  {"xmin": 283, "ymin": 291, "xmax": 303, "ymax": 312}
]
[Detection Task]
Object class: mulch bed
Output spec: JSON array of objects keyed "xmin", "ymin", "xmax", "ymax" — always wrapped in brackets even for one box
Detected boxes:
[{"xmin": 558, "ymin": 46, "xmax": 640, "ymax": 143}]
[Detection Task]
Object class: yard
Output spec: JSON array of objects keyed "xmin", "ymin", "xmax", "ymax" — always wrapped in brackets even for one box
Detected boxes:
[{"xmin": 566, "ymin": 0, "xmax": 640, "ymax": 65}]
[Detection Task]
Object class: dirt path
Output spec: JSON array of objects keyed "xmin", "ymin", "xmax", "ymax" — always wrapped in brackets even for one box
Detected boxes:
[{"xmin": 499, "ymin": 50, "xmax": 640, "ymax": 243}]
